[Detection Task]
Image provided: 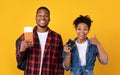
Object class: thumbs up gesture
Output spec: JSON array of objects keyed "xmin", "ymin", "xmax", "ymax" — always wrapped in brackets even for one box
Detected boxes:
[{"xmin": 90, "ymin": 34, "xmax": 100, "ymax": 46}]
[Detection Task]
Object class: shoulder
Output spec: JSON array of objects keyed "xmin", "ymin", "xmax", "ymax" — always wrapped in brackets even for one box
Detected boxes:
[
  {"xmin": 49, "ymin": 29, "xmax": 62, "ymax": 38},
  {"xmin": 87, "ymin": 39, "xmax": 98, "ymax": 50}
]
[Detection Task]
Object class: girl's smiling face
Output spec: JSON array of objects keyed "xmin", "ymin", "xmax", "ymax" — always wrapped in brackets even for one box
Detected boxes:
[{"xmin": 76, "ymin": 23, "xmax": 89, "ymax": 43}]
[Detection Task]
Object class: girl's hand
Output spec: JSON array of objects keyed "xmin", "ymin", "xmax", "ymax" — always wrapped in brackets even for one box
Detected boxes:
[
  {"xmin": 90, "ymin": 35, "xmax": 100, "ymax": 46},
  {"xmin": 64, "ymin": 45, "xmax": 71, "ymax": 55}
]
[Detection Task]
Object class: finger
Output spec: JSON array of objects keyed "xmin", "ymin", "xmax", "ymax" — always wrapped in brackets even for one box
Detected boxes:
[
  {"xmin": 27, "ymin": 42, "xmax": 32, "ymax": 47},
  {"xmin": 93, "ymin": 33, "xmax": 96, "ymax": 38},
  {"xmin": 68, "ymin": 47, "xmax": 71, "ymax": 50}
]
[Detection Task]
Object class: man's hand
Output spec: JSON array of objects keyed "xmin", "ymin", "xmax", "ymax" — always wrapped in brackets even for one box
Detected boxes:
[{"xmin": 20, "ymin": 40, "xmax": 33, "ymax": 52}]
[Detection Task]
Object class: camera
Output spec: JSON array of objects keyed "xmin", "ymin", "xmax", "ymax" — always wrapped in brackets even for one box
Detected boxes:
[{"xmin": 65, "ymin": 39, "xmax": 75, "ymax": 48}]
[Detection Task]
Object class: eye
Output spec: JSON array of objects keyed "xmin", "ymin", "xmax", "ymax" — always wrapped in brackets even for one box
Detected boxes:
[
  {"xmin": 36, "ymin": 14, "xmax": 42, "ymax": 17},
  {"xmin": 44, "ymin": 14, "xmax": 49, "ymax": 17},
  {"xmin": 39, "ymin": 15, "xmax": 42, "ymax": 17},
  {"xmin": 84, "ymin": 28, "xmax": 88, "ymax": 30},
  {"xmin": 45, "ymin": 15, "xmax": 48, "ymax": 18},
  {"xmin": 77, "ymin": 28, "xmax": 81, "ymax": 30}
]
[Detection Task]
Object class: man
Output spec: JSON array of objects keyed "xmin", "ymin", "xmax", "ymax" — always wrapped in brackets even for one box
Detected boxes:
[{"xmin": 16, "ymin": 6, "xmax": 64, "ymax": 75}]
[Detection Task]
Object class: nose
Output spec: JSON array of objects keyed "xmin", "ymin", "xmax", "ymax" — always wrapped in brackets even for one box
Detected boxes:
[
  {"xmin": 80, "ymin": 29, "xmax": 84, "ymax": 33},
  {"xmin": 41, "ymin": 15, "xmax": 45, "ymax": 20}
]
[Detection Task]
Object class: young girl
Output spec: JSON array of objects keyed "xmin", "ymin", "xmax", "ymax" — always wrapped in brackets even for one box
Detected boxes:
[{"xmin": 62, "ymin": 15, "xmax": 108, "ymax": 75}]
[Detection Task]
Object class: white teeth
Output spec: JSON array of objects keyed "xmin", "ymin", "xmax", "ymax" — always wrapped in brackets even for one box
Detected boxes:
[
  {"xmin": 40, "ymin": 20, "xmax": 45, "ymax": 23},
  {"xmin": 80, "ymin": 34, "xmax": 84, "ymax": 36}
]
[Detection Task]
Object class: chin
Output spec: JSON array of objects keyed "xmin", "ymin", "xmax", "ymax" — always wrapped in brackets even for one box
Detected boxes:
[{"xmin": 79, "ymin": 37, "xmax": 87, "ymax": 40}]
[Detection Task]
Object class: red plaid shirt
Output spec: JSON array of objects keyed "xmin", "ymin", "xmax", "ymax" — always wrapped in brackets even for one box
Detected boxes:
[{"xmin": 16, "ymin": 26, "xmax": 64, "ymax": 75}]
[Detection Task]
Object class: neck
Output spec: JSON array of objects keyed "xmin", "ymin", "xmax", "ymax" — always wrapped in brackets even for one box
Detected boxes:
[
  {"xmin": 37, "ymin": 26, "xmax": 48, "ymax": 32},
  {"xmin": 77, "ymin": 38, "xmax": 87, "ymax": 44}
]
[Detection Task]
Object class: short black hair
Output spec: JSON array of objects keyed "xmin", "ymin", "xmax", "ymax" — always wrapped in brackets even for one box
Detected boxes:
[
  {"xmin": 73, "ymin": 15, "xmax": 93, "ymax": 29},
  {"xmin": 36, "ymin": 6, "xmax": 50, "ymax": 15}
]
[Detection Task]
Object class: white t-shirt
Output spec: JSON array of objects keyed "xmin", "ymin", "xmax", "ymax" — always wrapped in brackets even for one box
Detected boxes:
[
  {"xmin": 76, "ymin": 40, "xmax": 88, "ymax": 66},
  {"xmin": 37, "ymin": 31, "xmax": 48, "ymax": 75}
]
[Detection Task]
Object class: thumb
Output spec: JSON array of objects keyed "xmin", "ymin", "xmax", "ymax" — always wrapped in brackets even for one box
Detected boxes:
[{"xmin": 93, "ymin": 33, "xmax": 97, "ymax": 38}]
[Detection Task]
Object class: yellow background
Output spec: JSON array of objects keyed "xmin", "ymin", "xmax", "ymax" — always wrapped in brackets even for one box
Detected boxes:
[{"xmin": 0, "ymin": 0, "xmax": 119, "ymax": 75}]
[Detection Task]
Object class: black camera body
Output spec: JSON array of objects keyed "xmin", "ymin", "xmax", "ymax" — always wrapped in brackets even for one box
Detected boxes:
[{"xmin": 66, "ymin": 39, "xmax": 75, "ymax": 48}]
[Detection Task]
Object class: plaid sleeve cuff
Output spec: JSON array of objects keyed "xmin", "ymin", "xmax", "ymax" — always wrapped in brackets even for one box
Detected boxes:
[{"xmin": 17, "ymin": 50, "xmax": 26, "ymax": 57}]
